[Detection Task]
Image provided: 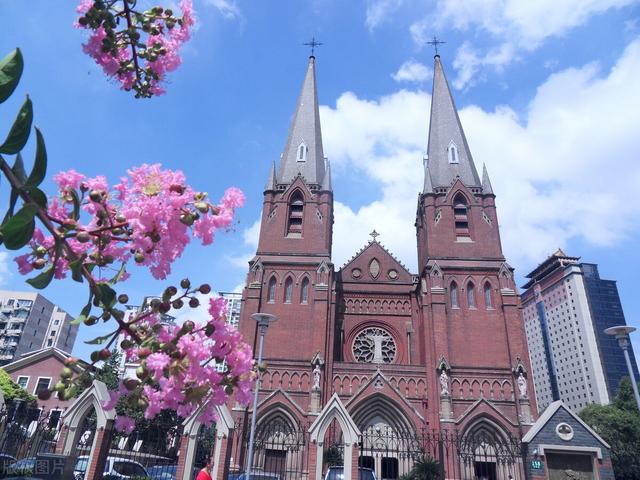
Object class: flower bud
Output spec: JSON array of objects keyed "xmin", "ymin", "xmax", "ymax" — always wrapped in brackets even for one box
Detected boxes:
[
  {"xmin": 169, "ymin": 184, "xmax": 185, "ymax": 195},
  {"xmin": 159, "ymin": 302, "xmax": 171, "ymax": 314},
  {"xmin": 35, "ymin": 246, "xmax": 48, "ymax": 257},
  {"xmin": 118, "ymin": 294, "xmax": 129, "ymax": 304},
  {"xmin": 32, "ymin": 258, "xmax": 46, "ymax": 270},
  {"xmin": 76, "ymin": 231, "xmax": 91, "ymax": 243},
  {"xmin": 138, "ymin": 347, "xmax": 152, "ymax": 358},
  {"xmin": 189, "ymin": 298, "xmax": 200, "ymax": 308},
  {"xmin": 199, "ymin": 284, "xmax": 211, "ymax": 294},
  {"xmin": 120, "ymin": 339, "xmax": 133, "ymax": 350},
  {"xmin": 165, "ymin": 286, "xmax": 178, "ymax": 297},
  {"xmin": 65, "ymin": 357, "xmax": 78, "ymax": 366},
  {"xmin": 134, "ymin": 251, "xmax": 145, "ymax": 263},
  {"xmin": 124, "ymin": 378, "xmax": 139, "ymax": 391},
  {"xmin": 182, "ymin": 321, "xmax": 195, "ymax": 333},
  {"xmin": 136, "ymin": 366, "xmax": 148, "ymax": 379},
  {"xmin": 60, "ymin": 367, "xmax": 73, "ymax": 379},
  {"xmin": 99, "ymin": 348, "xmax": 112, "ymax": 360},
  {"xmin": 179, "ymin": 213, "xmax": 196, "ymax": 226},
  {"xmin": 172, "ymin": 299, "xmax": 184, "ymax": 309},
  {"xmin": 54, "ymin": 381, "xmax": 66, "ymax": 392},
  {"xmin": 194, "ymin": 201, "xmax": 209, "ymax": 213},
  {"xmin": 180, "ymin": 278, "xmax": 191, "ymax": 289},
  {"xmin": 90, "ymin": 351, "xmax": 100, "ymax": 363},
  {"xmin": 89, "ymin": 190, "xmax": 104, "ymax": 202},
  {"xmin": 84, "ymin": 316, "xmax": 98, "ymax": 326}
]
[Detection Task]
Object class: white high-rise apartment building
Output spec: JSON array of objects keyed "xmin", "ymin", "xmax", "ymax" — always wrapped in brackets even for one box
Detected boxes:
[
  {"xmin": 521, "ymin": 250, "xmax": 639, "ymax": 413},
  {"xmin": 0, "ymin": 291, "xmax": 78, "ymax": 364}
]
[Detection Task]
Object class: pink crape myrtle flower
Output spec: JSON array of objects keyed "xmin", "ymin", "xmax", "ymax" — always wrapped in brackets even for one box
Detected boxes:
[
  {"xmin": 15, "ymin": 164, "xmax": 244, "ymax": 282},
  {"xmin": 104, "ymin": 296, "xmax": 255, "ymax": 425},
  {"xmin": 115, "ymin": 415, "xmax": 136, "ymax": 434}
]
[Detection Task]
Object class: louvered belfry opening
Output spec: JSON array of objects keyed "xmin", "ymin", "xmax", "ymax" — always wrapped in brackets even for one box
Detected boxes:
[
  {"xmin": 287, "ymin": 191, "xmax": 304, "ymax": 236},
  {"xmin": 453, "ymin": 193, "xmax": 470, "ymax": 239}
]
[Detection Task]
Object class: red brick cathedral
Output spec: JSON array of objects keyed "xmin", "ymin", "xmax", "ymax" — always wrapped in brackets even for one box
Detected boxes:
[{"xmin": 237, "ymin": 54, "xmax": 536, "ymax": 479}]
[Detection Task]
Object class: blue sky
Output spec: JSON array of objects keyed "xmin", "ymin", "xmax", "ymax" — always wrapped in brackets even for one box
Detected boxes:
[{"xmin": 0, "ymin": 0, "xmax": 639, "ymax": 363}]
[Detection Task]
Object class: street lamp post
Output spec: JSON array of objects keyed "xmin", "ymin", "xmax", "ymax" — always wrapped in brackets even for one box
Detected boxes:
[
  {"xmin": 604, "ymin": 325, "xmax": 640, "ymax": 411},
  {"xmin": 245, "ymin": 313, "xmax": 277, "ymax": 477}
]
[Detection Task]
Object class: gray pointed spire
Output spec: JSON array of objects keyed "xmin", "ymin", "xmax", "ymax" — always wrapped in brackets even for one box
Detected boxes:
[
  {"xmin": 426, "ymin": 56, "xmax": 481, "ymax": 189},
  {"xmin": 482, "ymin": 163, "xmax": 494, "ymax": 195},
  {"xmin": 423, "ymin": 161, "xmax": 434, "ymax": 193},
  {"xmin": 265, "ymin": 161, "xmax": 277, "ymax": 191},
  {"xmin": 277, "ymin": 56, "xmax": 326, "ymax": 186},
  {"xmin": 321, "ymin": 159, "xmax": 332, "ymax": 191}
]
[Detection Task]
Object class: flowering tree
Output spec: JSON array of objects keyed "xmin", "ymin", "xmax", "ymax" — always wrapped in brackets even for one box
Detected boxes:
[
  {"xmin": 76, "ymin": 0, "xmax": 195, "ymax": 98},
  {"xmin": 0, "ymin": 48, "xmax": 254, "ymax": 430}
]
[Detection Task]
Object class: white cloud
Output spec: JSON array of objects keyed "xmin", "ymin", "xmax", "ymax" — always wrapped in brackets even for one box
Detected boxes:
[
  {"xmin": 366, "ymin": 0, "xmax": 403, "ymax": 31},
  {"xmin": 226, "ymin": 217, "xmax": 260, "ymax": 268},
  {"xmin": 410, "ymin": 0, "xmax": 637, "ymax": 88},
  {"xmin": 392, "ymin": 60, "xmax": 432, "ymax": 83},
  {"xmin": 315, "ymin": 38, "xmax": 640, "ymax": 271},
  {"xmin": 0, "ymin": 252, "xmax": 10, "ymax": 286},
  {"xmin": 203, "ymin": 0, "xmax": 242, "ymax": 19}
]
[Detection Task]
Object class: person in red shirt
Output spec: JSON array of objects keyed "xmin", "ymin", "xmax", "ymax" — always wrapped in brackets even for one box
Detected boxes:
[{"xmin": 195, "ymin": 458, "xmax": 213, "ymax": 480}]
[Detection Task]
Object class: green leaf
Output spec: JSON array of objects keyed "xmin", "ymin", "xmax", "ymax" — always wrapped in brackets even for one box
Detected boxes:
[
  {"xmin": 71, "ymin": 299, "xmax": 92, "ymax": 325},
  {"xmin": 0, "ymin": 49, "xmax": 23, "ymax": 104},
  {"xmin": 12, "ymin": 152, "xmax": 26, "ymax": 183},
  {"xmin": 69, "ymin": 188, "xmax": 80, "ymax": 221},
  {"xmin": 97, "ymin": 283, "xmax": 117, "ymax": 309},
  {"xmin": 69, "ymin": 256, "xmax": 86, "ymax": 283},
  {"xmin": 0, "ymin": 96, "xmax": 33, "ymax": 154},
  {"xmin": 26, "ymin": 264, "xmax": 54, "ymax": 289},
  {"xmin": 0, "ymin": 203, "xmax": 36, "ymax": 250},
  {"xmin": 84, "ymin": 330, "xmax": 117, "ymax": 345},
  {"xmin": 25, "ymin": 127, "xmax": 47, "ymax": 187},
  {"xmin": 22, "ymin": 186, "xmax": 47, "ymax": 210},
  {"xmin": 109, "ymin": 262, "xmax": 127, "ymax": 285}
]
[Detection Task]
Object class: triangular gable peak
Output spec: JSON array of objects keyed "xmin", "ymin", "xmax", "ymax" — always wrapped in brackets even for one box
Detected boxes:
[
  {"xmin": 309, "ymin": 393, "xmax": 360, "ymax": 444},
  {"xmin": 345, "ymin": 369, "xmax": 424, "ymax": 426},
  {"xmin": 281, "ymin": 175, "xmax": 315, "ymax": 201},
  {"xmin": 3, "ymin": 347, "xmax": 87, "ymax": 374},
  {"xmin": 183, "ymin": 402, "xmax": 234, "ymax": 438},
  {"xmin": 522, "ymin": 400, "xmax": 610, "ymax": 449},
  {"xmin": 455, "ymin": 397, "xmax": 518, "ymax": 429},
  {"xmin": 257, "ymin": 388, "xmax": 307, "ymax": 420},
  {"xmin": 339, "ymin": 240, "xmax": 413, "ymax": 284},
  {"xmin": 445, "ymin": 178, "xmax": 481, "ymax": 204}
]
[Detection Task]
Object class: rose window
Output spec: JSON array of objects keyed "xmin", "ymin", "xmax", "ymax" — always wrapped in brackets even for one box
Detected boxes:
[{"xmin": 352, "ymin": 327, "xmax": 396, "ymax": 364}]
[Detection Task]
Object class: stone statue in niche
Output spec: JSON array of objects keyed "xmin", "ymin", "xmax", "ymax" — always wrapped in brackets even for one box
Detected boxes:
[
  {"xmin": 439, "ymin": 370, "xmax": 450, "ymax": 396},
  {"xmin": 517, "ymin": 372, "xmax": 527, "ymax": 398},
  {"xmin": 312, "ymin": 364, "xmax": 322, "ymax": 391}
]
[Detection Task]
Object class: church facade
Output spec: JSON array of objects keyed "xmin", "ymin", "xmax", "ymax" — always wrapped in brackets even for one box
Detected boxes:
[{"xmin": 235, "ymin": 54, "xmax": 536, "ymax": 480}]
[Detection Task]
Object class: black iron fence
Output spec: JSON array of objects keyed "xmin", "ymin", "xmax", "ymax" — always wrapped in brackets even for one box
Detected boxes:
[
  {"xmin": 359, "ymin": 426, "xmax": 524, "ymax": 480},
  {"xmin": 0, "ymin": 404, "xmax": 64, "ymax": 478}
]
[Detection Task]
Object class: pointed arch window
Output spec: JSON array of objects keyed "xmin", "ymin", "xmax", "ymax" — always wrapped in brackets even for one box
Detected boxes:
[
  {"xmin": 284, "ymin": 277, "xmax": 293, "ymax": 304},
  {"xmin": 484, "ymin": 282, "xmax": 493, "ymax": 309},
  {"xmin": 300, "ymin": 277, "xmax": 309, "ymax": 304},
  {"xmin": 453, "ymin": 193, "xmax": 470, "ymax": 239},
  {"xmin": 297, "ymin": 142, "xmax": 307, "ymax": 162},
  {"xmin": 448, "ymin": 142, "xmax": 459, "ymax": 164},
  {"xmin": 467, "ymin": 282, "xmax": 476, "ymax": 308},
  {"xmin": 267, "ymin": 277, "xmax": 277, "ymax": 303},
  {"xmin": 450, "ymin": 282, "xmax": 459, "ymax": 308},
  {"xmin": 287, "ymin": 191, "xmax": 304, "ymax": 237}
]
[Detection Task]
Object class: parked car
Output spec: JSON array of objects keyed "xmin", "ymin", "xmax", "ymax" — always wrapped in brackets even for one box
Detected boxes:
[
  {"xmin": 324, "ymin": 466, "xmax": 377, "ymax": 480},
  {"xmin": 5, "ymin": 458, "xmax": 36, "ymax": 476},
  {"xmin": 227, "ymin": 473, "xmax": 281, "ymax": 480},
  {"xmin": 74, "ymin": 456, "xmax": 148, "ymax": 479},
  {"xmin": 147, "ymin": 464, "xmax": 177, "ymax": 480}
]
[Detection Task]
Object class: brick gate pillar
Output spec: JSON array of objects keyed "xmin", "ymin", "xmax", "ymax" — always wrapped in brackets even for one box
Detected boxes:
[
  {"xmin": 86, "ymin": 420, "xmax": 114, "ymax": 480},
  {"xmin": 350, "ymin": 444, "xmax": 360, "ymax": 480},
  {"xmin": 175, "ymin": 432, "xmax": 190, "ymax": 480}
]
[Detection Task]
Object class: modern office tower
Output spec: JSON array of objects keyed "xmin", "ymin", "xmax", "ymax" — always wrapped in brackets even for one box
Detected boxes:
[
  {"xmin": 0, "ymin": 291, "xmax": 78, "ymax": 365},
  {"xmin": 521, "ymin": 250, "xmax": 639, "ymax": 412},
  {"xmin": 220, "ymin": 292, "xmax": 242, "ymax": 329}
]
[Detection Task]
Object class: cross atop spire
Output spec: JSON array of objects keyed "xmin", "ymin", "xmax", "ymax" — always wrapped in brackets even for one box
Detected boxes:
[
  {"xmin": 426, "ymin": 36, "xmax": 446, "ymax": 56},
  {"xmin": 303, "ymin": 37, "xmax": 324, "ymax": 57},
  {"xmin": 369, "ymin": 230, "xmax": 380, "ymax": 242}
]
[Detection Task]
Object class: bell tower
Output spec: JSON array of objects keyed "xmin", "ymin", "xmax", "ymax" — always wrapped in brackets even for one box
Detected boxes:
[
  {"xmin": 239, "ymin": 55, "xmax": 334, "ymax": 380},
  {"xmin": 416, "ymin": 54, "xmax": 536, "ymax": 428}
]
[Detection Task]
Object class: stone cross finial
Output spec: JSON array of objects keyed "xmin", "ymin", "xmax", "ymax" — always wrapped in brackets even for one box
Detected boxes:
[
  {"xmin": 369, "ymin": 230, "xmax": 380, "ymax": 242},
  {"xmin": 303, "ymin": 37, "xmax": 324, "ymax": 56},
  {"xmin": 426, "ymin": 36, "xmax": 446, "ymax": 55}
]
